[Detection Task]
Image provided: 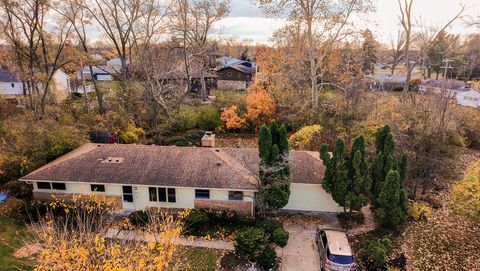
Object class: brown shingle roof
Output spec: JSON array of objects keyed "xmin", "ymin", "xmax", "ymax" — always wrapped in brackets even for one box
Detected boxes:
[{"xmin": 20, "ymin": 144, "xmax": 324, "ymax": 190}]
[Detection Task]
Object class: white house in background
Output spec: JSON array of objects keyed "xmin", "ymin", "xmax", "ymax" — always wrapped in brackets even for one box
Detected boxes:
[
  {"xmin": 0, "ymin": 68, "xmax": 24, "ymax": 96},
  {"xmin": 20, "ymin": 142, "xmax": 343, "ymax": 216},
  {"xmin": 78, "ymin": 66, "xmax": 116, "ymax": 81},
  {"xmin": 106, "ymin": 57, "xmax": 123, "ymax": 67},
  {"xmin": 1, "ymin": 68, "xmax": 70, "ymax": 102},
  {"xmin": 456, "ymin": 90, "xmax": 480, "ymax": 108},
  {"xmin": 51, "ymin": 69, "xmax": 72, "ymax": 102}
]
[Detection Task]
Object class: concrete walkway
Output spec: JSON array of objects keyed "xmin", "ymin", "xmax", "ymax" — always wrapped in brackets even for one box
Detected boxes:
[{"xmin": 105, "ymin": 228, "xmax": 235, "ymax": 250}]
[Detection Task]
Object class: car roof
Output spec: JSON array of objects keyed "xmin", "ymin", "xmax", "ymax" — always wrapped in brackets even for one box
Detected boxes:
[{"xmin": 324, "ymin": 230, "xmax": 352, "ymax": 256}]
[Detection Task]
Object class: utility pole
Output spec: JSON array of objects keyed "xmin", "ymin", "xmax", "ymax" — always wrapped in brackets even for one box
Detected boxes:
[{"xmin": 441, "ymin": 58, "xmax": 454, "ymax": 81}]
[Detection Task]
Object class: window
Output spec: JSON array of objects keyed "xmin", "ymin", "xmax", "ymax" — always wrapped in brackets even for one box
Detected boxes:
[
  {"xmin": 149, "ymin": 187, "xmax": 158, "ymax": 202},
  {"xmin": 37, "ymin": 182, "xmax": 51, "ymax": 190},
  {"xmin": 228, "ymin": 191, "xmax": 243, "ymax": 201},
  {"xmin": 227, "ymin": 72, "xmax": 232, "ymax": 77},
  {"xmin": 149, "ymin": 187, "xmax": 176, "ymax": 203},
  {"xmin": 195, "ymin": 189, "xmax": 210, "ymax": 199},
  {"xmin": 51, "ymin": 183, "xmax": 66, "ymax": 190},
  {"xmin": 122, "ymin": 186, "xmax": 133, "ymax": 202},
  {"xmin": 36, "ymin": 182, "xmax": 66, "ymax": 190},
  {"xmin": 168, "ymin": 188, "xmax": 176, "ymax": 203},
  {"xmin": 91, "ymin": 184, "xmax": 105, "ymax": 192},
  {"xmin": 158, "ymin": 188, "xmax": 167, "ymax": 202}
]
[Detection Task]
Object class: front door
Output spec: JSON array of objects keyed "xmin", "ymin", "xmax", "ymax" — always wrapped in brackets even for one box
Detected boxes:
[{"xmin": 122, "ymin": 186, "xmax": 135, "ymax": 210}]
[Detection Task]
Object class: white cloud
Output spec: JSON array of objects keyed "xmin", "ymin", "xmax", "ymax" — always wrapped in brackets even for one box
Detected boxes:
[{"xmin": 213, "ymin": 16, "xmax": 287, "ymax": 44}]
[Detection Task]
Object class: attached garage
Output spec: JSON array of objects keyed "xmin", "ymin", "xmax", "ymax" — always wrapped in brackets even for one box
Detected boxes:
[{"xmin": 283, "ymin": 183, "xmax": 343, "ymax": 213}]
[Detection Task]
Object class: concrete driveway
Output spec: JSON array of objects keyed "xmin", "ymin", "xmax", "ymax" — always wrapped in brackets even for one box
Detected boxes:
[{"xmin": 276, "ymin": 213, "xmax": 340, "ymax": 271}]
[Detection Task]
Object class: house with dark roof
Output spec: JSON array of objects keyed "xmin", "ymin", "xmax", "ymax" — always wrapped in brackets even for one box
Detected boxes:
[
  {"xmin": 216, "ymin": 64, "xmax": 256, "ymax": 90},
  {"xmin": 19, "ymin": 143, "xmax": 342, "ymax": 216},
  {"xmin": 0, "ymin": 68, "xmax": 24, "ymax": 96}
]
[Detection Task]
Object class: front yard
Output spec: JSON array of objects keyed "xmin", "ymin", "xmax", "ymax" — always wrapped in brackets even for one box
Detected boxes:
[{"xmin": 0, "ymin": 216, "xmax": 32, "ymax": 271}]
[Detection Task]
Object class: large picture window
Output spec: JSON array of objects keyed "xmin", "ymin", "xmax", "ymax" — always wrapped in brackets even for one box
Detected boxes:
[
  {"xmin": 149, "ymin": 187, "xmax": 176, "ymax": 203},
  {"xmin": 195, "ymin": 189, "xmax": 210, "ymax": 199}
]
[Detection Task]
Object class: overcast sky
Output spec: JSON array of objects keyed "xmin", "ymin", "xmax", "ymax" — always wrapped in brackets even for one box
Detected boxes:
[{"xmin": 212, "ymin": 0, "xmax": 480, "ymax": 44}]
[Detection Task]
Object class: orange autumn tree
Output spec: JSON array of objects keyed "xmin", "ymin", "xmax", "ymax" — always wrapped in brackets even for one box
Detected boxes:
[
  {"xmin": 221, "ymin": 105, "xmax": 246, "ymax": 130},
  {"xmin": 245, "ymin": 83, "xmax": 276, "ymax": 129}
]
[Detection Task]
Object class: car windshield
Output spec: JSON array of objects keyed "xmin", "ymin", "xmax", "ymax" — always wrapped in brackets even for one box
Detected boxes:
[{"xmin": 328, "ymin": 254, "xmax": 354, "ymax": 265}]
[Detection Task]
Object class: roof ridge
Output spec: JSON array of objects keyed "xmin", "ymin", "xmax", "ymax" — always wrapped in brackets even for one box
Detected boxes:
[{"xmin": 209, "ymin": 148, "xmax": 258, "ymax": 186}]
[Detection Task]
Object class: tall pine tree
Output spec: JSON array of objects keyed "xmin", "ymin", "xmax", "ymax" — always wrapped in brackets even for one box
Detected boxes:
[
  {"xmin": 258, "ymin": 122, "xmax": 291, "ymax": 210},
  {"xmin": 321, "ymin": 137, "xmax": 370, "ymax": 212},
  {"xmin": 377, "ymin": 170, "xmax": 406, "ymax": 227},
  {"xmin": 362, "ymin": 29, "xmax": 378, "ymax": 74}
]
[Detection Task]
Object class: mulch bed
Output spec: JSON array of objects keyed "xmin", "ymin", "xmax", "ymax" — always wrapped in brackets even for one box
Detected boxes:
[{"xmin": 219, "ymin": 252, "xmax": 251, "ymax": 271}]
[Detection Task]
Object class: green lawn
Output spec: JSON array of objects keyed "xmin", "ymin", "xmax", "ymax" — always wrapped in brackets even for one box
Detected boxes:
[
  {"xmin": 182, "ymin": 247, "xmax": 221, "ymax": 271},
  {"xmin": 0, "ymin": 216, "xmax": 32, "ymax": 271}
]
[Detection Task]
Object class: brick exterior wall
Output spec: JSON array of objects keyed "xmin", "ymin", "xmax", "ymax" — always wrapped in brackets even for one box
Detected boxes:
[
  {"xmin": 33, "ymin": 192, "xmax": 123, "ymax": 210},
  {"xmin": 217, "ymin": 80, "xmax": 247, "ymax": 90},
  {"xmin": 194, "ymin": 199, "xmax": 253, "ymax": 216}
]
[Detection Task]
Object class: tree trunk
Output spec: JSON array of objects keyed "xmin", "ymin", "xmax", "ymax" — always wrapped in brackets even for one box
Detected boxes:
[
  {"xmin": 307, "ymin": 17, "xmax": 318, "ymax": 111},
  {"xmin": 88, "ymin": 65, "xmax": 105, "ymax": 114}
]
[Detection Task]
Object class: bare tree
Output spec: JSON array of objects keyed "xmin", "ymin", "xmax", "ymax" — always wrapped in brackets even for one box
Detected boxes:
[
  {"xmin": 82, "ymin": 0, "xmax": 145, "ymax": 110},
  {"xmin": 257, "ymin": 0, "xmax": 374, "ymax": 112},
  {"xmin": 56, "ymin": 0, "xmax": 106, "ymax": 114},
  {"xmin": 0, "ymin": 0, "xmax": 73, "ymax": 119},
  {"xmin": 397, "ymin": 0, "xmax": 414, "ymax": 95},
  {"xmin": 388, "ymin": 31, "xmax": 406, "ymax": 75},
  {"xmin": 169, "ymin": 0, "xmax": 230, "ymax": 101}
]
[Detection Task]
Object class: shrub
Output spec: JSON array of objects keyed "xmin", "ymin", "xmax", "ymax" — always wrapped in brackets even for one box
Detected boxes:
[
  {"xmin": 256, "ymin": 219, "xmax": 282, "ymax": 237},
  {"xmin": 175, "ymin": 105, "xmax": 222, "ymax": 132},
  {"xmin": 163, "ymin": 130, "xmax": 205, "ymax": 147},
  {"xmin": 240, "ymin": 217, "xmax": 256, "ymax": 227},
  {"xmin": 289, "ymin": 125, "xmax": 322, "ymax": 150},
  {"xmin": 362, "ymin": 237, "xmax": 391, "ymax": 269},
  {"xmin": 449, "ymin": 161, "xmax": 480, "ymax": 221},
  {"xmin": 221, "ymin": 106, "xmax": 246, "ymax": 130},
  {"xmin": 128, "ymin": 210, "xmax": 149, "ymax": 227},
  {"xmin": 445, "ymin": 131, "xmax": 466, "ymax": 147},
  {"xmin": 272, "ymin": 227, "xmax": 289, "ymax": 247},
  {"xmin": 4, "ymin": 180, "xmax": 32, "ymax": 199},
  {"xmin": 119, "ymin": 123, "xmax": 145, "ymax": 144},
  {"xmin": 206, "ymin": 209, "xmax": 239, "ymax": 225},
  {"xmin": 409, "ymin": 202, "xmax": 432, "ymax": 222},
  {"xmin": 197, "ymin": 105, "xmax": 222, "ymax": 131},
  {"xmin": 234, "ymin": 227, "xmax": 269, "ymax": 261},
  {"xmin": 256, "ymin": 245, "xmax": 277, "ymax": 271},
  {"xmin": 185, "ymin": 209, "xmax": 210, "ymax": 235},
  {"xmin": 0, "ymin": 197, "xmax": 24, "ymax": 217}
]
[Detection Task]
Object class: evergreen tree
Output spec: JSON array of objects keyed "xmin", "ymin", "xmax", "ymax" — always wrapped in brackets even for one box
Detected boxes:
[
  {"xmin": 377, "ymin": 170, "xmax": 406, "ymax": 227},
  {"xmin": 371, "ymin": 152, "xmax": 384, "ymax": 205},
  {"xmin": 345, "ymin": 150, "xmax": 371, "ymax": 212},
  {"xmin": 240, "ymin": 47, "xmax": 251, "ymax": 61},
  {"xmin": 362, "ymin": 29, "xmax": 378, "ymax": 74},
  {"xmin": 258, "ymin": 122, "xmax": 291, "ymax": 210},
  {"xmin": 427, "ymin": 31, "xmax": 449, "ymax": 79}
]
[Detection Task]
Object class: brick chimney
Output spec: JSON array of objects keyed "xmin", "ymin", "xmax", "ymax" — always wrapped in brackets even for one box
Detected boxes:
[{"xmin": 201, "ymin": 131, "xmax": 215, "ymax": 147}]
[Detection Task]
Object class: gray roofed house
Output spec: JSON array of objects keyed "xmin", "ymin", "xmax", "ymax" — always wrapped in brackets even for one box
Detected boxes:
[
  {"xmin": 20, "ymin": 143, "xmax": 342, "ymax": 215},
  {"xmin": 0, "ymin": 68, "xmax": 24, "ymax": 96}
]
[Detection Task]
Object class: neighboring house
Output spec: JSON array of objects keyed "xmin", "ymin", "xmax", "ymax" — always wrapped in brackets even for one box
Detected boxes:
[
  {"xmin": 455, "ymin": 90, "xmax": 480, "ymax": 108},
  {"xmin": 369, "ymin": 73, "xmax": 406, "ymax": 91},
  {"xmin": 78, "ymin": 66, "xmax": 116, "ymax": 81},
  {"xmin": 19, "ymin": 143, "xmax": 343, "ymax": 216},
  {"xmin": 50, "ymin": 69, "xmax": 72, "ymax": 102},
  {"xmin": 216, "ymin": 64, "xmax": 256, "ymax": 90},
  {"xmin": 1, "ymin": 68, "xmax": 70, "ymax": 103},
  {"xmin": 216, "ymin": 56, "xmax": 254, "ymax": 69},
  {"xmin": 0, "ymin": 68, "xmax": 24, "ymax": 96}
]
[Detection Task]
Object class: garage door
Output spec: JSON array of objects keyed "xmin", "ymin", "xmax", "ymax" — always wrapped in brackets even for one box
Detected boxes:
[{"xmin": 282, "ymin": 183, "xmax": 343, "ymax": 212}]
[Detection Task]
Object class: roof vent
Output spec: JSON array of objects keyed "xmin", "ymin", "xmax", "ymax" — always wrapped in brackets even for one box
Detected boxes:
[
  {"xmin": 201, "ymin": 131, "xmax": 215, "ymax": 147},
  {"xmin": 100, "ymin": 157, "xmax": 124, "ymax": 164}
]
